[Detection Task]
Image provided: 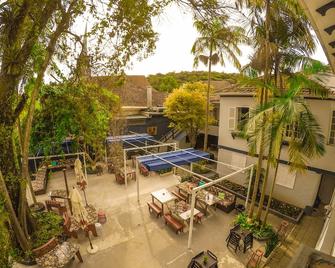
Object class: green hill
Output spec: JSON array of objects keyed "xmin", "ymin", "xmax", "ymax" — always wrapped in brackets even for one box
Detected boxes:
[{"xmin": 147, "ymin": 71, "xmax": 239, "ymax": 92}]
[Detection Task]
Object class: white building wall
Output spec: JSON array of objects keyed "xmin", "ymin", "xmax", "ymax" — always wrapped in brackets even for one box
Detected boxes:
[{"xmin": 217, "ymin": 96, "xmax": 335, "ymax": 208}]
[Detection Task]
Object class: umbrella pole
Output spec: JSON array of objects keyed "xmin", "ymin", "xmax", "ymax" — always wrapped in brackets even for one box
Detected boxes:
[
  {"xmin": 63, "ymin": 168, "xmax": 70, "ymax": 197},
  {"xmin": 87, "ymin": 231, "xmax": 93, "ymax": 249},
  {"xmin": 83, "ymin": 188, "xmax": 88, "ymax": 207}
]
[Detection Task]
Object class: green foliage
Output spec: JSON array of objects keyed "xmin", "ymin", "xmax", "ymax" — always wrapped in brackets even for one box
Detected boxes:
[
  {"xmin": 234, "ymin": 213, "xmax": 276, "ymax": 240},
  {"xmin": 265, "ymin": 233, "xmax": 279, "ymax": 257},
  {"xmin": 30, "ymin": 82, "xmax": 119, "ymax": 161},
  {"xmin": 148, "ymin": 71, "xmax": 239, "ymax": 92},
  {"xmin": 31, "ymin": 212, "xmax": 63, "ymax": 249},
  {"xmin": 157, "ymin": 168, "xmax": 172, "ymax": 174},
  {"xmin": 164, "ymin": 82, "xmax": 209, "ymax": 146},
  {"xmin": 192, "ymin": 160, "xmax": 210, "ymax": 174}
]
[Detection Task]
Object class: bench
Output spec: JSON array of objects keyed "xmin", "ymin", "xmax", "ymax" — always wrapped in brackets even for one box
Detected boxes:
[
  {"xmin": 32, "ymin": 237, "xmax": 83, "ymax": 267},
  {"xmin": 171, "ymin": 191, "xmax": 187, "ymax": 202},
  {"xmin": 32, "ymin": 166, "xmax": 49, "ymax": 195},
  {"xmin": 147, "ymin": 202, "xmax": 162, "ymax": 218},
  {"xmin": 164, "ymin": 213, "xmax": 184, "ymax": 234}
]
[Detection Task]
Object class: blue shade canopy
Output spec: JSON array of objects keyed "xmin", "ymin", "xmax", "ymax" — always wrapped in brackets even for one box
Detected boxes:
[
  {"xmin": 138, "ymin": 148, "xmax": 210, "ymax": 171},
  {"xmin": 106, "ymin": 134, "xmax": 155, "ymax": 147}
]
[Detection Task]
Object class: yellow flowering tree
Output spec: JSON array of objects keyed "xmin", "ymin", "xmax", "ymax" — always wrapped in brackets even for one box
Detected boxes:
[{"xmin": 164, "ymin": 82, "xmax": 211, "ymax": 147}]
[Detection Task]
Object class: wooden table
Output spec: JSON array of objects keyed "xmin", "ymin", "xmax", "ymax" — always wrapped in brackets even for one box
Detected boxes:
[
  {"xmin": 192, "ymin": 251, "xmax": 218, "ymax": 268},
  {"xmin": 176, "ymin": 182, "xmax": 197, "ymax": 201},
  {"xmin": 151, "ymin": 189, "xmax": 176, "ymax": 214},
  {"xmin": 49, "ymin": 189, "xmax": 68, "ymax": 200},
  {"xmin": 196, "ymin": 190, "xmax": 220, "ymax": 215}
]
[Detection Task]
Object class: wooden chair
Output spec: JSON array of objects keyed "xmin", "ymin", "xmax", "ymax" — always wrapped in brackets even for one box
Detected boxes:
[
  {"xmin": 246, "ymin": 249, "xmax": 263, "ymax": 268},
  {"xmin": 32, "ymin": 237, "xmax": 83, "ymax": 268},
  {"xmin": 243, "ymin": 232, "xmax": 253, "ymax": 253},
  {"xmin": 45, "ymin": 200, "xmax": 67, "ymax": 216},
  {"xmin": 171, "ymin": 190, "xmax": 187, "ymax": 202},
  {"xmin": 187, "ymin": 260, "xmax": 202, "ymax": 268},
  {"xmin": 62, "ymin": 213, "xmax": 79, "ymax": 239},
  {"xmin": 164, "ymin": 213, "xmax": 184, "ymax": 234},
  {"xmin": 147, "ymin": 202, "xmax": 162, "ymax": 218},
  {"xmin": 226, "ymin": 224, "xmax": 240, "ymax": 242},
  {"xmin": 277, "ymin": 220, "xmax": 289, "ymax": 241},
  {"xmin": 140, "ymin": 164, "xmax": 149, "ymax": 176},
  {"xmin": 115, "ymin": 172, "xmax": 125, "ymax": 184},
  {"xmin": 195, "ymin": 212, "xmax": 205, "ymax": 224},
  {"xmin": 226, "ymin": 232, "xmax": 241, "ymax": 252}
]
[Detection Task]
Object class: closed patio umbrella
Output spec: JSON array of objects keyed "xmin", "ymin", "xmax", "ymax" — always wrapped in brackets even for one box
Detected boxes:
[
  {"xmin": 69, "ymin": 187, "xmax": 88, "ymax": 223},
  {"xmin": 74, "ymin": 158, "xmax": 89, "ymax": 206},
  {"xmin": 70, "ymin": 187, "xmax": 98, "ymax": 254}
]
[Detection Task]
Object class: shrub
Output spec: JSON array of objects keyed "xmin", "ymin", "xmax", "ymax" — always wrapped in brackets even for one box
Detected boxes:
[
  {"xmin": 31, "ymin": 212, "xmax": 63, "ymax": 248},
  {"xmin": 265, "ymin": 233, "xmax": 279, "ymax": 257},
  {"xmin": 234, "ymin": 212, "xmax": 276, "ymax": 240}
]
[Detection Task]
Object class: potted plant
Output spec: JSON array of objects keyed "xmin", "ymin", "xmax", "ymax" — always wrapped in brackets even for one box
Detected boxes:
[{"xmin": 203, "ymin": 255, "xmax": 208, "ymax": 265}]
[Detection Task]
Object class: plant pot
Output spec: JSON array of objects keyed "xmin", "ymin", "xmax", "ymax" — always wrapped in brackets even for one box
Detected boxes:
[
  {"xmin": 29, "ymin": 202, "xmax": 45, "ymax": 213},
  {"xmin": 17, "ymin": 256, "xmax": 36, "ymax": 266}
]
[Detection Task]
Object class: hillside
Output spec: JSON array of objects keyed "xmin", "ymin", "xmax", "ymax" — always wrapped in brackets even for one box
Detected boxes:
[{"xmin": 147, "ymin": 71, "xmax": 239, "ymax": 92}]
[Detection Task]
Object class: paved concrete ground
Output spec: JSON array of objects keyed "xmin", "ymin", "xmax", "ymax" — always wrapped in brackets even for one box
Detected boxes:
[{"xmin": 20, "ymin": 167, "xmax": 318, "ymax": 268}]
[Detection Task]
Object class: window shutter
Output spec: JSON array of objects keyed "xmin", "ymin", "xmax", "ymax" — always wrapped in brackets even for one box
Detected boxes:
[{"xmin": 228, "ymin": 107, "xmax": 236, "ymax": 131}]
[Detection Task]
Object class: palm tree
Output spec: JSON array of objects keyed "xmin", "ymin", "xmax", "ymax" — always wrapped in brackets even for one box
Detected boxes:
[
  {"xmin": 238, "ymin": 0, "xmax": 318, "ymax": 219},
  {"xmin": 192, "ymin": 19, "xmax": 247, "ymax": 151},
  {"xmin": 245, "ymin": 62, "xmax": 328, "ymax": 223}
]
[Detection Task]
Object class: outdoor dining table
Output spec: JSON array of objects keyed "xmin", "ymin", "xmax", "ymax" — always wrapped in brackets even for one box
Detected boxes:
[
  {"xmin": 169, "ymin": 200, "xmax": 201, "ymax": 221},
  {"xmin": 192, "ymin": 250, "xmax": 218, "ymax": 268},
  {"xmin": 151, "ymin": 188, "xmax": 176, "ymax": 214},
  {"xmin": 176, "ymin": 181, "xmax": 197, "ymax": 201},
  {"xmin": 196, "ymin": 189, "xmax": 220, "ymax": 216}
]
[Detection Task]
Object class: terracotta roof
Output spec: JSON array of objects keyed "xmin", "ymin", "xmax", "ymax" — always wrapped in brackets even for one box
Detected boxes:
[
  {"xmin": 90, "ymin": 75, "xmax": 167, "ymax": 106},
  {"xmin": 210, "ymin": 75, "xmax": 335, "ymax": 99}
]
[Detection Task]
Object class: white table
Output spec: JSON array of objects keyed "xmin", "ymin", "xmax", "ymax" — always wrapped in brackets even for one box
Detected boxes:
[
  {"xmin": 179, "ymin": 208, "xmax": 201, "ymax": 221},
  {"xmin": 151, "ymin": 188, "xmax": 176, "ymax": 213}
]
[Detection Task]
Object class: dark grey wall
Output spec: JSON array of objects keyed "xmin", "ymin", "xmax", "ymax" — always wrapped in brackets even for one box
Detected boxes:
[{"xmin": 126, "ymin": 115, "xmax": 171, "ymax": 139}]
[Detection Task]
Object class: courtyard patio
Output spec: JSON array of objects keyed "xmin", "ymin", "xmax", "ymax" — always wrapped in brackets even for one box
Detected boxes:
[{"xmin": 21, "ymin": 166, "xmax": 288, "ymax": 268}]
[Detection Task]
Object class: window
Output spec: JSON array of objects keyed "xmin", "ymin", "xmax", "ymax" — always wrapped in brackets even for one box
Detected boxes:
[
  {"xmin": 228, "ymin": 107, "xmax": 249, "ymax": 131},
  {"xmin": 329, "ymin": 111, "xmax": 335, "ymax": 144},
  {"xmin": 284, "ymin": 123, "xmax": 299, "ymax": 140},
  {"xmin": 147, "ymin": 126, "xmax": 157, "ymax": 136}
]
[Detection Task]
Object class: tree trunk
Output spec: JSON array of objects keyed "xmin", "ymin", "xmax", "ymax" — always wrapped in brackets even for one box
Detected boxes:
[
  {"xmin": 263, "ymin": 140, "xmax": 283, "ymax": 225},
  {"xmin": 203, "ymin": 43, "xmax": 213, "ymax": 151},
  {"xmin": 248, "ymin": 0, "xmax": 271, "ymax": 219},
  {"xmin": 22, "ymin": 2, "xmax": 77, "ymax": 206},
  {"xmin": 0, "ymin": 170, "xmax": 30, "ymax": 251},
  {"xmin": 255, "ymin": 126, "xmax": 274, "ymax": 221}
]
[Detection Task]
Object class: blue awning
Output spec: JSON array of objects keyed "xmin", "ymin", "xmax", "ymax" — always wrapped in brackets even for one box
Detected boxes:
[
  {"xmin": 106, "ymin": 134, "xmax": 155, "ymax": 146},
  {"xmin": 138, "ymin": 148, "xmax": 210, "ymax": 171}
]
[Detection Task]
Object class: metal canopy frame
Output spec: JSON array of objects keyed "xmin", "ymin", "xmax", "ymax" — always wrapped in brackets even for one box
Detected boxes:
[
  {"xmin": 106, "ymin": 133, "xmax": 178, "ymax": 187},
  {"xmin": 135, "ymin": 150, "xmax": 255, "ymax": 249},
  {"xmin": 28, "ymin": 152, "xmax": 87, "ymax": 179}
]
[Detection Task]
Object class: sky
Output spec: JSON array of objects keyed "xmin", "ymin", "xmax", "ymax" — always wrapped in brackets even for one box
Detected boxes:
[{"xmin": 126, "ymin": 4, "xmax": 329, "ymax": 76}]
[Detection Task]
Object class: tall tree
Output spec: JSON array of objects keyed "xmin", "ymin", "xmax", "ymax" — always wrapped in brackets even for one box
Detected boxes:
[
  {"xmin": 237, "ymin": 0, "xmax": 318, "ymax": 220},
  {"xmin": 164, "ymin": 82, "xmax": 209, "ymax": 147},
  {"xmin": 192, "ymin": 18, "xmax": 246, "ymax": 151}
]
